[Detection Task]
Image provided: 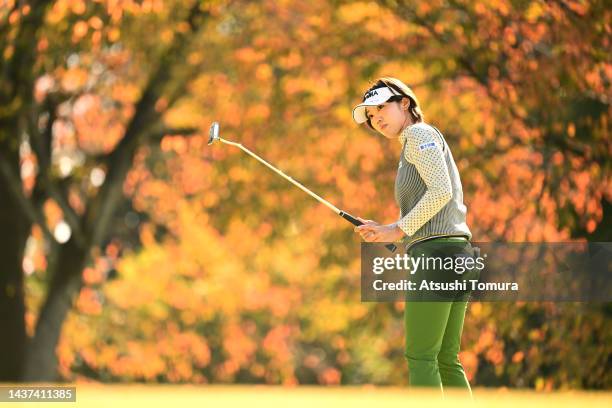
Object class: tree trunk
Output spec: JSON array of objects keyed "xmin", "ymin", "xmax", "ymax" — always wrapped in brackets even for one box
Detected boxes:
[
  {"xmin": 0, "ymin": 147, "xmax": 29, "ymax": 382},
  {"xmin": 22, "ymin": 239, "xmax": 87, "ymax": 381}
]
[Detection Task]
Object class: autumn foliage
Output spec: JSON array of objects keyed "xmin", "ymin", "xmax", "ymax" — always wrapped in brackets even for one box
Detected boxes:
[{"xmin": 1, "ymin": 0, "xmax": 610, "ymax": 388}]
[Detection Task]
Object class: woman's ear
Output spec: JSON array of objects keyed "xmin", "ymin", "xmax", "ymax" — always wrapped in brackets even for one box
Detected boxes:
[{"xmin": 401, "ymin": 97, "xmax": 411, "ymax": 111}]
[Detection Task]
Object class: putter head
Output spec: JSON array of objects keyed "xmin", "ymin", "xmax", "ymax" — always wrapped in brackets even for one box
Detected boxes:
[{"xmin": 208, "ymin": 122, "xmax": 220, "ymax": 145}]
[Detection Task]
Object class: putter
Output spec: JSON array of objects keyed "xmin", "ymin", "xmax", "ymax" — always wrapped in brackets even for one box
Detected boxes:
[{"xmin": 208, "ymin": 122, "xmax": 397, "ymax": 253}]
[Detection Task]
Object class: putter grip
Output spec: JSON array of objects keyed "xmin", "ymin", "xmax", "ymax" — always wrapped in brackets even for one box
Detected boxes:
[{"xmin": 339, "ymin": 211, "xmax": 397, "ymax": 253}]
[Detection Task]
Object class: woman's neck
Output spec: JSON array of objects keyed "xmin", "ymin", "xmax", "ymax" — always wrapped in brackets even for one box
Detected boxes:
[{"xmin": 396, "ymin": 115, "xmax": 415, "ymax": 137}]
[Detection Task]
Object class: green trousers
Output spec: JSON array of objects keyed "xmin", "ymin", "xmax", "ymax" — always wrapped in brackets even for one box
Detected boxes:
[
  {"xmin": 404, "ymin": 300, "xmax": 471, "ymax": 393},
  {"xmin": 403, "ymin": 238, "xmax": 477, "ymax": 395}
]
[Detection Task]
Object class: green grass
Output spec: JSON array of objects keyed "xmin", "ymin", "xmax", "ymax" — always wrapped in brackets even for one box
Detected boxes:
[{"xmin": 3, "ymin": 385, "xmax": 611, "ymax": 408}]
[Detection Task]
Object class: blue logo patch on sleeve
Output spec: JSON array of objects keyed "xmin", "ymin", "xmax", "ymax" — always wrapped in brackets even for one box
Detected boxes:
[{"xmin": 418, "ymin": 141, "xmax": 437, "ymax": 151}]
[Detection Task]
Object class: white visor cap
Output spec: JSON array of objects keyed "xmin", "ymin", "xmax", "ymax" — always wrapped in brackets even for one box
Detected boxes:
[{"xmin": 352, "ymin": 86, "xmax": 401, "ymax": 124}]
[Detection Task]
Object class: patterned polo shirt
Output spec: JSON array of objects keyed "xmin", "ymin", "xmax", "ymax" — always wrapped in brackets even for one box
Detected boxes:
[{"xmin": 394, "ymin": 122, "xmax": 472, "ymax": 249}]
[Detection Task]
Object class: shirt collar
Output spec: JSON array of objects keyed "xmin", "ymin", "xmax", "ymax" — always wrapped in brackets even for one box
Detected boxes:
[{"xmin": 398, "ymin": 125, "xmax": 411, "ymax": 146}]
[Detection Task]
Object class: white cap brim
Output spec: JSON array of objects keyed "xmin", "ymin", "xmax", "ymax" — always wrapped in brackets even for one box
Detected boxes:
[{"xmin": 352, "ymin": 87, "xmax": 398, "ymax": 124}]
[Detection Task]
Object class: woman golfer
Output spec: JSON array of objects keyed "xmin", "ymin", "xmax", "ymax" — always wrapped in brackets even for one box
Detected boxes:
[{"xmin": 353, "ymin": 77, "xmax": 476, "ymax": 395}]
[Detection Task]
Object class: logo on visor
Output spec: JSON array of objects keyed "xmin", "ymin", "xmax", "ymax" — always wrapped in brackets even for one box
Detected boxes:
[{"xmin": 364, "ymin": 89, "xmax": 379, "ymax": 100}]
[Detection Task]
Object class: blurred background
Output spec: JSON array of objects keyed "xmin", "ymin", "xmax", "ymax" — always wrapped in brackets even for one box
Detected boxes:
[{"xmin": 0, "ymin": 0, "xmax": 610, "ymax": 391}]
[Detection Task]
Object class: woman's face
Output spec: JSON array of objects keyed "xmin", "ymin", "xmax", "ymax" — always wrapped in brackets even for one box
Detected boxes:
[{"xmin": 365, "ymin": 99, "xmax": 411, "ymax": 139}]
